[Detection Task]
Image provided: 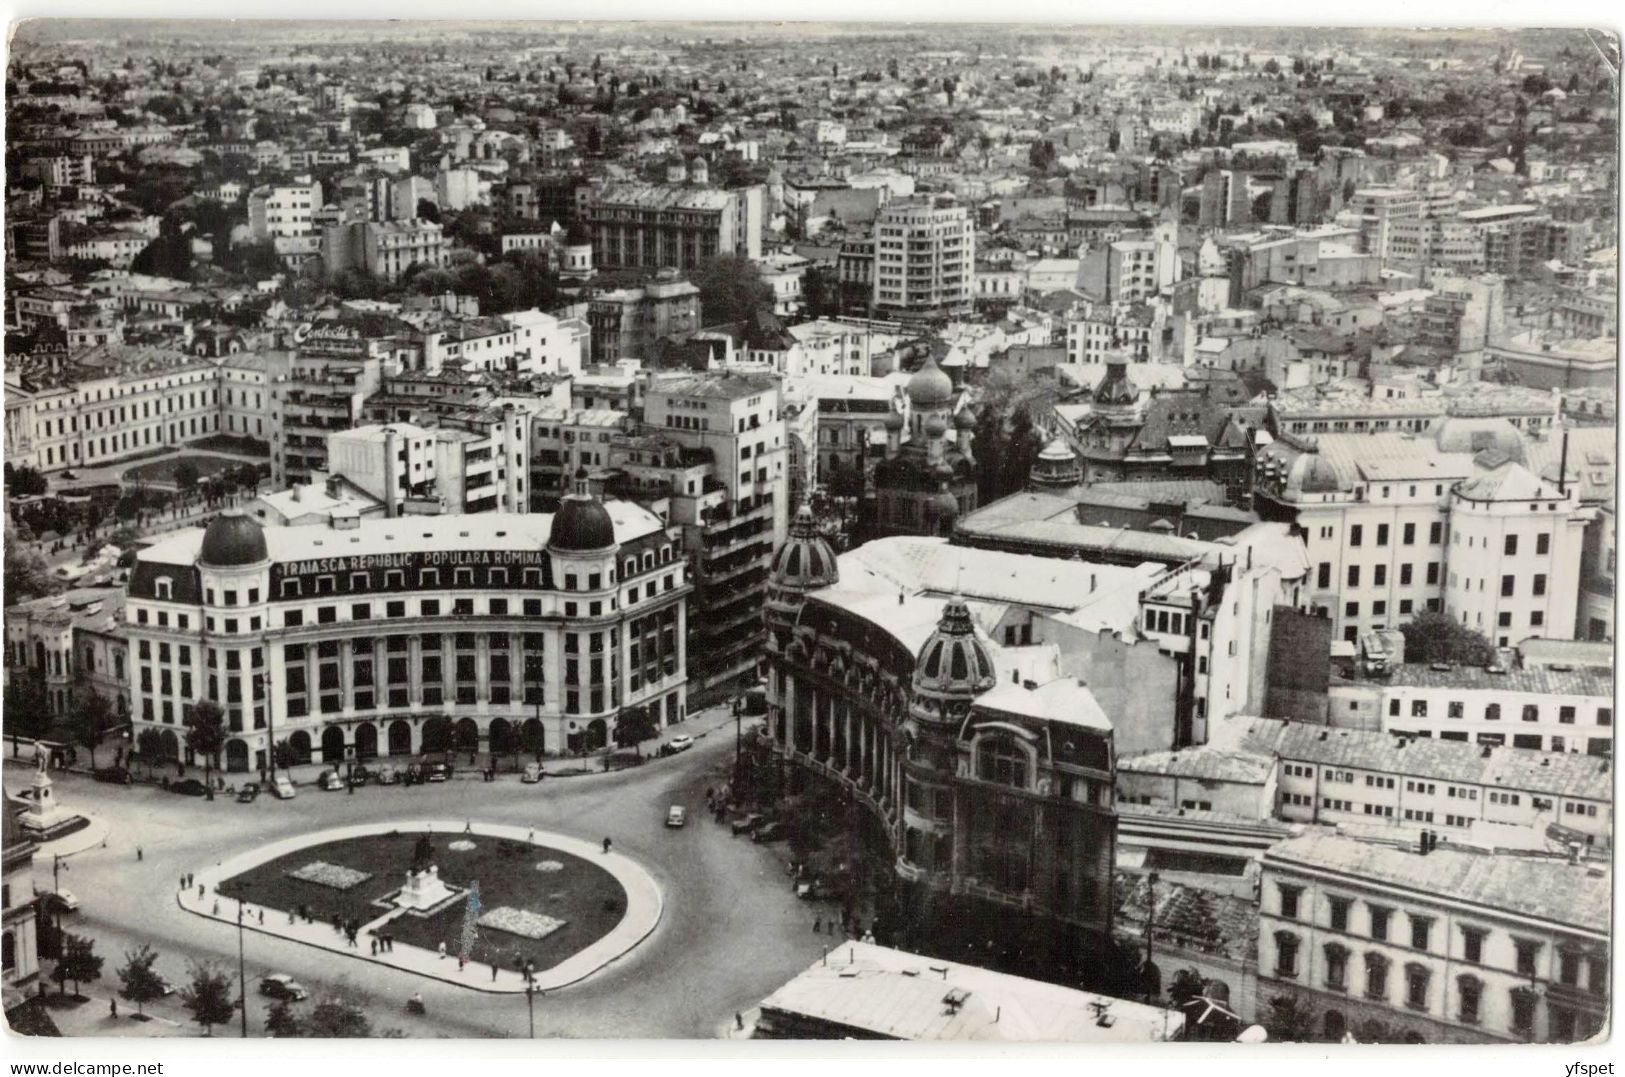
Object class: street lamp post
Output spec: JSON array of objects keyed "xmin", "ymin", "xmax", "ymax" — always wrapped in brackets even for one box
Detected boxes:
[
  {"xmin": 237, "ymin": 893, "xmax": 249, "ymax": 1038},
  {"xmin": 1144, "ymin": 870, "xmax": 1160, "ymax": 1003},
  {"xmin": 50, "ymin": 854, "xmax": 66, "ymax": 935}
]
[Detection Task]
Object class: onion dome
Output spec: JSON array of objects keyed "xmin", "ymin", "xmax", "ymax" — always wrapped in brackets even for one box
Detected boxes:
[
  {"xmin": 912, "ymin": 593, "xmax": 997, "ymax": 701},
  {"xmin": 199, "ymin": 509, "xmax": 267, "ymax": 567},
  {"xmin": 928, "ymin": 487, "xmax": 960, "ymax": 533},
  {"xmin": 954, "ymin": 408, "xmax": 976, "ymax": 431},
  {"xmin": 906, "ymin": 353, "xmax": 954, "ymax": 407},
  {"xmin": 770, "ymin": 503, "xmax": 840, "ymax": 592},
  {"xmin": 883, "ymin": 410, "xmax": 905, "ymax": 432},
  {"xmin": 924, "ymin": 414, "xmax": 949, "ymax": 438},
  {"xmin": 548, "ymin": 468, "xmax": 616, "ymax": 553}
]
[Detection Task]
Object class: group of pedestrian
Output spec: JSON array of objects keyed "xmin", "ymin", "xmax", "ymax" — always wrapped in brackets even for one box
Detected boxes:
[
  {"xmin": 335, "ymin": 915, "xmax": 363, "ymax": 948},
  {"xmin": 179, "ymin": 872, "xmax": 195, "ymax": 889}
]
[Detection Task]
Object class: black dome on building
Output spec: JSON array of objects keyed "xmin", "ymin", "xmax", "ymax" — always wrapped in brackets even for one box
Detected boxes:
[
  {"xmin": 549, "ymin": 469, "xmax": 617, "ymax": 552},
  {"xmin": 199, "ymin": 509, "xmax": 268, "ymax": 567}
]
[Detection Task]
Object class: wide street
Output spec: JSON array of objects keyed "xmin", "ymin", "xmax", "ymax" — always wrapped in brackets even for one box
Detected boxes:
[{"xmin": 19, "ymin": 724, "xmax": 834, "ymax": 1040}]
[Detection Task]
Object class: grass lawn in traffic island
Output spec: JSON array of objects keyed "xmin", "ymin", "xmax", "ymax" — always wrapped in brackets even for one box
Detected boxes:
[{"xmin": 216, "ymin": 829, "xmax": 626, "ymax": 973}]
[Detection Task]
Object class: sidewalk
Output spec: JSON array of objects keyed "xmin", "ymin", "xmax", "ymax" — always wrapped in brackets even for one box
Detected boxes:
[
  {"xmin": 57, "ymin": 702, "xmax": 745, "ymax": 793},
  {"xmin": 25, "ymin": 988, "xmax": 190, "ymax": 1038}
]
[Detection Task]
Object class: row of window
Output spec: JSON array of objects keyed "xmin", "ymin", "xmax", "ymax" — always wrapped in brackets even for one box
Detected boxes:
[{"xmin": 1391, "ymin": 698, "xmax": 1612, "ymax": 725}]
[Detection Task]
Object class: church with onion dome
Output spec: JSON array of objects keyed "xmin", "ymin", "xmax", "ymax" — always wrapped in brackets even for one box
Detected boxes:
[
  {"xmin": 120, "ymin": 475, "xmax": 690, "ymax": 776},
  {"xmin": 870, "ymin": 349, "xmax": 980, "ymax": 538}
]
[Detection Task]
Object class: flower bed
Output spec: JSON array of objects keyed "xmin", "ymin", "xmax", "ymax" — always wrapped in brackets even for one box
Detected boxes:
[
  {"xmin": 448, "ymin": 840, "xmax": 477, "ymax": 852},
  {"xmin": 477, "ymin": 906, "xmax": 567, "ymax": 940},
  {"xmin": 288, "ymin": 861, "xmax": 372, "ymax": 890},
  {"xmin": 536, "ymin": 860, "xmax": 564, "ymax": 873}
]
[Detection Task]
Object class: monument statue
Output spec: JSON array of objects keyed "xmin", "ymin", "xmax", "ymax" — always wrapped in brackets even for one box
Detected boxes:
[{"xmin": 412, "ymin": 833, "xmax": 435, "ymax": 874}]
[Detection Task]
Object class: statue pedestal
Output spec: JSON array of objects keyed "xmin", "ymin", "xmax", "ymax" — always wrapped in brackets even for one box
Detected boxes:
[
  {"xmin": 20, "ymin": 766, "xmax": 74, "ymax": 838},
  {"xmin": 394, "ymin": 865, "xmax": 456, "ymax": 911}
]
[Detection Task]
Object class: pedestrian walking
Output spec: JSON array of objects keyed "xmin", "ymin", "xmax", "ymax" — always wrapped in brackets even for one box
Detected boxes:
[
  {"xmin": 197, "ymin": 884, "xmax": 205, "ymax": 900},
  {"xmin": 137, "ymin": 846, "xmax": 144, "ymax": 861},
  {"xmin": 527, "ymin": 829, "xmax": 534, "ymax": 844},
  {"xmin": 458, "ymin": 955, "xmax": 466, "ymax": 973},
  {"xmin": 491, "ymin": 963, "xmax": 498, "ymax": 982},
  {"xmin": 813, "ymin": 915, "xmax": 822, "ymax": 933},
  {"xmin": 289, "ymin": 910, "xmax": 296, "ymax": 925},
  {"xmin": 111, "ymin": 998, "xmax": 118, "ymax": 1019},
  {"xmin": 370, "ymin": 939, "xmax": 378, "ymax": 956},
  {"xmin": 438, "ymin": 941, "xmax": 447, "ymax": 960},
  {"xmin": 258, "ymin": 910, "xmax": 264, "ymax": 925},
  {"xmin": 387, "ymin": 935, "xmax": 394, "ymax": 953},
  {"xmin": 602, "ymin": 836, "xmax": 612, "ymax": 854},
  {"xmin": 735, "ymin": 1012, "xmax": 744, "ymax": 1031},
  {"xmin": 464, "ymin": 820, "xmax": 473, "ymax": 835},
  {"xmin": 212, "ymin": 901, "xmax": 220, "ymax": 916}
]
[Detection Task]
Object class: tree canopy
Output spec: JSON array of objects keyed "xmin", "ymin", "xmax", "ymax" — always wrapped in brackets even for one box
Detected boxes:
[
  {"xmin": 692, "ymin": 253, "xmax": 773, "ymax": 327},
  {"xmin": 1399, "ymin": 611, "xmax": 1498, "ymax": 667}
]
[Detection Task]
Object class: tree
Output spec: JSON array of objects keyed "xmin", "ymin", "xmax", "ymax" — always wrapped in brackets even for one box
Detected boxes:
[
  {"xmin": 304, "ymin": 995, "xmax": 372, "ymax": 1038},
  {"xmin": 71, "ymin": 687, "xmax": 116, "ymax": 770},
  {"xmin": 1265, "ymin": 994, "xmax": 1317, "ymax": 1042},
  {"xmin": 5, "ymin": 525, "xmax": 63, "ymax": 606},
  {"xmin": 4, "ymin": 463, "xmax": 49, "ymax": 496},
  {"xmin": 131, "ymin": 217, "xmax": 193, "ymax": 280},
  {"xmin": 1399, "ymin": 611, "xmax": 1497, "ymax": 667},
  {"xmin": 272, "ymin": 738, "xmax": 299, "ymax": 772},
  {"xmin": 136, "ymin": 728, "xmax": 165, "ymax": 778},
  {"xmin": 173, "ymin": 461, "xmax": 200, "ymax": 498},
  {"xmin": 52, "ymin": 933, "xmax": 104, "ymax": 997},
  {"xmin": 3, "ymin": 677, "xmax": 52, "ymax": 742},
  {"xmin": 185, "ymin": 700, "xmax": 227, "ymax": 799},
  {"xmin": 179, "ymin": 963, "xmax": 235, "ymax": 1035},
  {"xmin": 265, "ymin": 999, "xmax": 302, "ymax": 1037},
  {"xmin": 117, "ymin": 945, "xmax": 166, "ymax": 1017},
  {"xmin": 801, "ymin": 264, "xmax": 840, "ymax": 320},
  {"xmin": 613, "ymin": 705, "xmax": 660, "ymax": 757},
  {"xmin": 692, "ymin": 253, "xmax": 774, "ymax": 326}
]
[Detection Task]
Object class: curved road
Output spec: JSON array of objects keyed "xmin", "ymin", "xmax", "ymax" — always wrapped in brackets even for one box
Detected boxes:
[{"xmin": 27, "ymin": 731, "xmax": 832, "ymax": 1039}]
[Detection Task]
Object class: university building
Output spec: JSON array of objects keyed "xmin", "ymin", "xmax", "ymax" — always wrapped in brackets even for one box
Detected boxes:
[
  {"xmin": 123, "ymin": 486, "xmax": 689, "ymax": 774},
  {"xmin": 763, "ymin": 517, "xmax": 1120, "ymax": 970}
]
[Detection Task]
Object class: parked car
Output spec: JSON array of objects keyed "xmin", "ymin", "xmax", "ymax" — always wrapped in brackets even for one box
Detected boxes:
[
  {"xmin": 319, "ymin": 771, "xmax": 345, "ymax": 792},
  {"xmin": 348, "ymin": 766, "xmax": 371, "ymax": 787},
  {"xmin": 521, "ymin": 762, "xmax": 544, "ymax": 784},
  {"xmin": 795, "ymin": 880, "xmax": 823, "ymax": 901},
  {"xmin": 258, "ymin": 974, "xmax": 309, "ymax": 1002},
  {"xmin": 236, "ymin": 783, "xmax": 259, "ymax": 803},
  {"xmin": 668, "ymin": 734, "xmax": 694, "ymax": 753},
  {"xmin": 424, "ymin": 762, "xmax": 450, "ymax": 783},
  {"xmin": 92, "ymin": 766, "xmax": 131, "ymax": 785},
  {"xmin": 752, "ymin": 821, "xmax": 788, "ymax": 844},
  {"xmin": 665, "ymin": 805, "xmax": 687, "ymax": 828},
  {"xmin": 155, "ymin": 973, "xmax": 177, "ymax": 997},
  {"xmin": 169, "ymin": 778, "xmax": 208, "ymax": 797},
  {"xmin": 43, "ymin": 888, "xmax": 80, "ymax": 912},
  {"xmin": 730, "ymin": 813, "xmax": 764, "ymax": 836},
  {"xmin": 374, "ymin": 766, "xmax": 399, "ymax": 786},
  {"xmin": 272, "ymin": 775, "xmax": 296, "ymax": 799}
]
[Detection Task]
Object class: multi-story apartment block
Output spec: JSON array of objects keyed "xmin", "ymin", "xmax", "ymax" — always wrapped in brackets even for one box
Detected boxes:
[
  {"xmin": 248, "ymin": 182, "xmax": 324, "ymax": 241},
  {"xmin": 584, "ymin": 272, "xmax": 700, "ymax": 362},
  {"xmin": 1348, "ymin": 187, "xmax": 1423, "ymax": 261},
  {"xmin": 634, "ymin": 372, "xmax": 787, "ymax": 693},
  {"xmin": 1077, "ymin": 222, "xmax": 1180, "ymax": 303},
  {"xmin": 586, "ymin": 182, "xmax": 763, "ymax": 272},
  {"xmin": 872, "ymin": 196, "xmax": 974, "ymax": 321},
  {"xmin": 1260, "ymin": 834, "xmax": 1608, "ymax": 1043},
  {"xmin": 321, "ymin": 219, "xmax": 448, "ymax": 283}
]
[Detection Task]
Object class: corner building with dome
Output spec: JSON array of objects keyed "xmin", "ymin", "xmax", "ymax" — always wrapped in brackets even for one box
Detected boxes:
[
  {"xmin": 123, "ymin": 475, "xmax": 689, "ymax": 774},
  {"xmin": 764, "ymin": 508, "xmax": 1119, "ymax": 976}
]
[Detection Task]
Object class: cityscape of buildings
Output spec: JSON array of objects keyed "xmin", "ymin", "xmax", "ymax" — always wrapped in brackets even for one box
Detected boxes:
[{"xmin": 0, "ymin": 18, "xmax": 1616, "ymax": 1051}]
